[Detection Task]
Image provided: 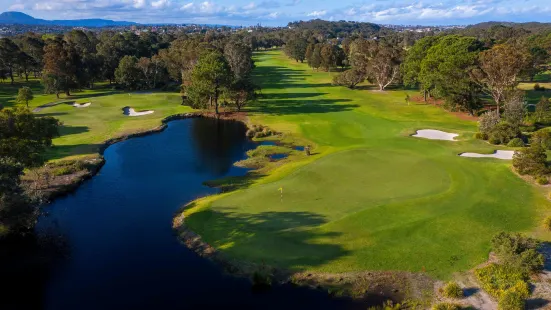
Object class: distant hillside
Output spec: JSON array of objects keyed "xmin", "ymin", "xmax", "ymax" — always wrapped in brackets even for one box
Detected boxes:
[
  {"xmin": 287, "ymin": 19, "xmax": 381, "ymax": 38},
  {"xmin": 468, "ymin": 21, "xmax": 551, "ymax": 32},
  {"xmin": 0, "ymin": 11, "xmax": 137, "ymax": 27}
]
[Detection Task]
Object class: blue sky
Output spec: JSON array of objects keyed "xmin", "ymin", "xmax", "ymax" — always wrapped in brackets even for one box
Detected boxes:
[{"xmin": 2, "ymin": 0, "xmax": 551, "ymax": 26}]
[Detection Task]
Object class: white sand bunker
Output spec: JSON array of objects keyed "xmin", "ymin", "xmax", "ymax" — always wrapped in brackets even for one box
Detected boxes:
[
  {"xmin": 460, "ymin": 150, "xmax": 515, "ymax": 160},
  {"xmin": 72, "ymin": 102, "xmax": 91, "ymax": 108},
  {"xmin": 123, "ymin": 106, "xmax": 154, "ymax": 116},
  {"xmin": 412, "ymin": 129, "xmax": 459, "ymax": 141}
]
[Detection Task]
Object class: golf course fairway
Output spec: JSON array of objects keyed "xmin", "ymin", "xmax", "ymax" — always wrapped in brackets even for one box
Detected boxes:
[{"xmin": 181, "ymin": 50, "xmax": 551, "ymax": 279}]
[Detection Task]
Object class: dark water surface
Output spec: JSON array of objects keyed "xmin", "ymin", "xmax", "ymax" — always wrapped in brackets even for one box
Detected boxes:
[{"xmin": 35, "ymin": 118, "xmax": 360, "ymax": 310}]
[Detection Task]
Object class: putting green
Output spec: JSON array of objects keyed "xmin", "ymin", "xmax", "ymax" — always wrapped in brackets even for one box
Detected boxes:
[{"xmin": 184, "ymin": 50, "xmax": 551, "ymax": 279}]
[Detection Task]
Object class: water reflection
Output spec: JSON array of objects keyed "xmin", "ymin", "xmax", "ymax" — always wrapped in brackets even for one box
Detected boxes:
[{"xmin": 28, "ymin": 118, "xmax": 360, "ymax": 310}]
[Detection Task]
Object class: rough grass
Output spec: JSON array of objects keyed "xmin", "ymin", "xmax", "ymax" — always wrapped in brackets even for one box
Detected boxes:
[{"xmin": 182, "ymin": 50, "xmax": 551, "ymax": 279}]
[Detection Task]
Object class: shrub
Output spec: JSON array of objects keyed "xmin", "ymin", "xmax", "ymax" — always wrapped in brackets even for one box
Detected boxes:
[
  {"xmin": 507, "ymin": 138, "xmax": 525, "ymax": 147},
  {"xmin": 491, "ymin": 232, "xmax": 544, "ymax": 274},
  {"xmin": 498, "ymin": 288, "xmax": 526, "ymax": 310},
  {"xmin": 431, "ymin": 303, "xmax": 460, "ymax": 310},
  {"xmin": 513, "ymin": 144, "xmax": 548, "ymax": 176},
  {"xmin": 536, "ymin": 176, "xmax": 549, "ymax": 185},
  {"xmin": 543, "ymin": 216, "xmax": 551, "ymax": 231},
  {"xmin": 441, "ymin": 281, "xmax": 463, "ymax": 299},
  {"xmin": 475, "ymin": 132, "xmax": 488, "ymax": 140},
  {"xmin": 531, "ymin": 129, "xmax": 551, "ymax": 150},
  {"xmin": 475, "ymin": 263, "xmax": 527, "ymax": 298},
  {"xmin": 251, "ymin": 268, "xmax": 272, "ymax": 288},
  {"xmin": 53, "ymin": 166, "xmax": 75, "ymax": 176},
  {"xmin": 368, "ymin": 300, "xmax": 402, "ymax": 310},
  {"xmin": 479, "ymin": 111, "xmax": 500, "ymax": 135},
  {"xmin": 503, "ymin": 94, "xmax": 526, "ymax": 129},
  {"xmin": 534, "ymin": 83, "xmax": 546, "ymax": 91},
  {"xmin": 488, "ymin": 123, "xmax": 520, "ymax": 145}
]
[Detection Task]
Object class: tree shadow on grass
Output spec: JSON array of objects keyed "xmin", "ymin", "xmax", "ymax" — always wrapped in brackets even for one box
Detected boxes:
[
  {"xmin": 67, "ymin": 90, "xmax": 119, "ymax": 100},
  {"xmin": 203, "ymin": 171, "xmax": 267, "ymax": 192},
  {"xmin": 262, "ymin": 92, "xmax": 328, "ymax": 99},
  {"xmin": 184, "ymin": 207, "xmax": 348, "ymax": 271},
  {"xmin": 58, "ymin": 125, "xmax": 90, "ymax": 136},
  {"xmin": 248, "ymin": 99, "xmax": 358, "ymax": 115},
  {"xmin": 36, "ymin": 112, "xmax": 69, "ymax": 117},
  {"xmin": 45, "ymin": 143, "xmax": 102, "ymax": 160}
]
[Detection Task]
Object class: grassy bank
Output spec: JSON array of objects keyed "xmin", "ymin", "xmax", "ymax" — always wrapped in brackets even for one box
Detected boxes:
[
  {"xmin": 180, "ymin": 50, "xmax": 551, "ymax": 279},
  {"xmin": 1, "ymin": 80, "xmax": 192, "ymax": 160}
]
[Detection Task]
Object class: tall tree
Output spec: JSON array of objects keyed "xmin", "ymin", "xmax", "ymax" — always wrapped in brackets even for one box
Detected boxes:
[
  {"xmin": 160, "ymin": 38, "xmax": 206, "ymax": 85},
  {"xmin": 402, "ymin": 36, "xmax": 440, "ymax": 101},
  {"xmin": 16, "ymin": 87, "xmax": 33, "ymax": 108},
  {"xmin": 115, "ymin": 56, "xmax": 142, "ymax": 90},
  {"xmin": 419, "ymin": 35, "xmax": 483, "ymax": 113},
  {"xmin": 187, "ymin": 51, "xmax": 231, "ymax": 115},
  {"xmin": 42, "ymin": 39, "xmax": 79, "ymax": 97},
  {"xmin": 285, "ymin": 37, "xmax": 308, "ymax": 62},
  {"xmin": 471, "ymin": 44, "xmax": 530, "ymax": 116},
  {"xmin": 0, "ymin": 38, "xmax": 22, "ymax": 84},
  {"xmin": 224, "ymin": 40, "xmax": 254, "ymax": 80},
  {"xmin": 0, "ymin": 107, "xmax": 59, "ymax": 168},
  {"xmin": 350, "ymin": 39, "xmax": 402, "ymax": 91}
]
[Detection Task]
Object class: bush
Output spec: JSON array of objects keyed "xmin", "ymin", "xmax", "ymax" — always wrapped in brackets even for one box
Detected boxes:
[
  {"xmin": 543, "ymin": 216, "xmax": 551, "ymax": 232},
  {"xmin": 513, "ymin": 144, "xmax": 548, "ymax": 176},
  {"xmin": 251, "ymin": 268, "xmax": 273, "ymax": 288},
  {"xmin": 488, "ymin": 123, "xmax": 520, "ymax": 145},
  {"xmin": 507, "ymin": 138, "xmax": 525, "ymax": 147},
  {"xmin": 441, "ymin": 281, "xmax": 463, "ymax": 299},
  {"xmin": 498, "ymin": 289, "xmax": 526, "ymax": 310},
  {"xmin": 367, "ymin": 300, "xmax": 402, "ymax": 310},
  {"xmin": 531, "ymin": 129, "xmax": 551, "ymax": 150},
  {"xmin": 534, "ymin": 83, "xmax": 546, "ymax": 91},
  {"xmin": 491, "ymin": 232, "xmax": 544, "ymax": 274},
  {"xmin": 475, "ymin": 264, "xmax": 527, "ymax": 298},
  {"xmin": 536, "ymin": 176, "xmax": 549, "ymax": 185},
  {"xmin": 479, "ymin": 111, "xmax": 500, "ymax": 135},
  {"xmin": 475, "ymin": 132, "xmax": 488, "ymax": 140},
  {"xmin": 431, "ymin": 303, "xmax": 460, "ymax": 310}
]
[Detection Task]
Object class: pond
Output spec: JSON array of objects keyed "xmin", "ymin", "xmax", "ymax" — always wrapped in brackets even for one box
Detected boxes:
[{"xmin": 33, "ymin": 118, "xmax": 361, "ymax": 310}]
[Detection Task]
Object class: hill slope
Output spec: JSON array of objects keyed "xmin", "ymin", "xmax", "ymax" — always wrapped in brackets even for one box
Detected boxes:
[{"xmin": 0, "ymin": 11, "xmax": 136, "ymax": 27}]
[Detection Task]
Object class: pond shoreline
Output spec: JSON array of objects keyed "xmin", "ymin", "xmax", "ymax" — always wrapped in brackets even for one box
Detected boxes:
[
  {"xmin": 40, "ymin": 111, "xmax": 247, "ymax": 201},
  {"xmin": 39, "ymin": 110, "xmax": 433, "ymax": 307},
  {"xmin": 172, "ymin": 209, "xmax": 433, "ymax": 306}
]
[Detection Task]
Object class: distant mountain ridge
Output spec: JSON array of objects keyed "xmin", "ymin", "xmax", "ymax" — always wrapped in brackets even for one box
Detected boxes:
[{"xmin": 0, "ymin": 11, "xmax": 137, "ymax": 27}]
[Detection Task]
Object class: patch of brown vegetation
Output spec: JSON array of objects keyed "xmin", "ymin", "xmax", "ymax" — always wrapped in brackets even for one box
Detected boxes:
[{"xmin": 22, "ymin": 156, "xmax": 105, "ymax": 201}]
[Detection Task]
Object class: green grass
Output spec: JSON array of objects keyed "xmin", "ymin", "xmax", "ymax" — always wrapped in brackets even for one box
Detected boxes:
[
  {"xmin": 183, "ymin": 50, "xmax": 551, "ymax": 279},
  {"xmin": 0, "ymin": 79, "xmax": 192, "ymax": 159}
]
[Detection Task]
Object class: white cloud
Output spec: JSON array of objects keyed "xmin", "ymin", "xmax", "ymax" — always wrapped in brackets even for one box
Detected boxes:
[
  {"xmin": 151, "ymin": 0, "xmax": 170, "ymax": 9},
  {"xmin": 243, "ymin": 2, "xmax": 255, "ymax": 10},
  {"xmin": 307, "ymin": 10, "xmax": 326, "ymax": 17},
  {"xmin": 8, "ymin": 3, "xmax": 25, "ymax": 10},
  {"xmin": 132, "ymin": 0, "xmax": 145, "ymax": 9}
]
